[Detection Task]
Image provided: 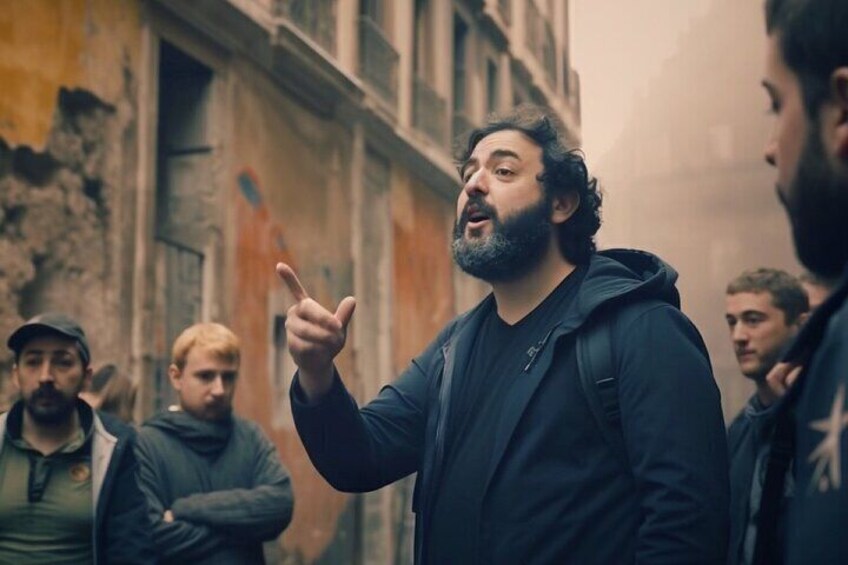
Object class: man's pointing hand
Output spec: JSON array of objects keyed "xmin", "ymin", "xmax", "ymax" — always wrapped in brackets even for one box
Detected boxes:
[{"xmin": 276, "ymin": 262, "xmax": 356, "ymax": 401}]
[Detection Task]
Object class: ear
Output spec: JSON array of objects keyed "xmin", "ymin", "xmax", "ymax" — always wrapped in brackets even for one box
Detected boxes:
[
  {"xmin": 82, "ymin": 366, "xmax": 93, "ymax": 390},
  {"xmin": 168, "ymin": 364, "xmax": 183, "ymax": 391},
  {"xmin": 551, "ymin": 191, "xmax": 580, "ymax": 225},
  {"xmin": 823, "ymin": 67, "xmax": 848, "ymax": 160},
  {"xmin": 795, "ymin": 311, "xmax": 810, "ymax": 329}
]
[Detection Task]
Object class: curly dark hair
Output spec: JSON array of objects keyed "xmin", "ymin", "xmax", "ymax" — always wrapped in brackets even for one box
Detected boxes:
[
  {"xmin": 765, "ymin": 0, "xmax": 848, "ymax": 118},
  {"xmin": 455, "ymin": 105, "xmax": 602, "ymax": 265}
]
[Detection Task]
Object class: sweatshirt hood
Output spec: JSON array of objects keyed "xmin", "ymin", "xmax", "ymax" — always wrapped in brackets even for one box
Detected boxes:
[
  {"xmin": 571, "ymin": 248, "xmax": 681, "ymax": 327},
  {"xmin": 144, "ymin": 409, "xmax": 233, "ymax": 456},
  {"xmin": 452, "ymin": 248, "xmax": 682, "ymax": 342}
]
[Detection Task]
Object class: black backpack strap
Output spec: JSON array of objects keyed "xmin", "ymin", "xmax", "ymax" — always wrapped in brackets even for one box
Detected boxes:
[
  {"xmin": 752, "ymin": 402, "xmax": 794, "ymax": 565},
  {"xmin": 577, "ymin": 315, "xmax": 628, "ymax": 468}
]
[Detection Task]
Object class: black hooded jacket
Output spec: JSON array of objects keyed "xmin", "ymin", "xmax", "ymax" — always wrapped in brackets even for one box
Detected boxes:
[
  {"xmin": 778, "ymin": 264, "xmax": 848, "ymax": 564},
  {"xmin": 292, "ymin": 249, "xmax": 729, "ymax": 564},
  {"xmin": 135, "ymin": 410, "xmax": 294, "ymax": 564}
]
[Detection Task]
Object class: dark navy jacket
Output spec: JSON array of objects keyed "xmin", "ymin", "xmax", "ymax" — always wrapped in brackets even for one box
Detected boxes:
[
  {"xmin": 781, "ymin": 265, "xmax": 848, "ymax": 565},
  {"xmin": 292, "ymin": 249, "xmax": 729, "ymax": 564},
  {"xmin": 727, "ymin": 395, "xmax": 792, "ymax": 565}
]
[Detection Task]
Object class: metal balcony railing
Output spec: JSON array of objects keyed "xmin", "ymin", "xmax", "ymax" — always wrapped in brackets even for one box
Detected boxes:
[
  {"xmin": 276, "ymin": 0, "xmax": 337, "ymax": 55},
  {"xmin": 359, "ymin": 15, "xmax": 399, "ymax": 108},
  {"xmin": 413, "ymin": 76, "xmax": 447, "ymax": 146}
]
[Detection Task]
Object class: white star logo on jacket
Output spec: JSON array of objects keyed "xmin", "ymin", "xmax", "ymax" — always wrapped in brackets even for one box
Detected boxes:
[{"xmin": 808, "ymin": 383, "xmax": 848, "ymax": 493}]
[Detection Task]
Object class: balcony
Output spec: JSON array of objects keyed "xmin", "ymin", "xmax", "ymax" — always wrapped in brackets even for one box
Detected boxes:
[
  {"xmin": 359, "ymin": 15, "xmax": 399, "ymax": 109},
  {"xmin": 525, "ymin": 1, "xmax": 557, "ymax": 88},
  {"xmin": 452, "ymin": 111, "xmax": 475, "ymax": 144},
  {"xmin": 275, "ymin": 0, "xmax": 337, "ymax": 55},
  {"xmin": 413, "ymin": 76, "xmax": 447, "ymax": 146}
]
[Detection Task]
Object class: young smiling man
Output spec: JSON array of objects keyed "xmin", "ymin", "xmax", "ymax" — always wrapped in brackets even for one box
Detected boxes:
[
  {"xmin": 755, "ymin": 0, "xmax": 848, "ymax": 563},
  {"xmin": 0, "ymin": 312, "xmax": 154, "ymax": 564},
  {"xmin": 724, "ymin": 269, "xmax": 808, "ymax": 565},
  {"xmin": 279, "ymin": 106, "xmax": 729, "ymax": 564},
  {"xmin": 134, "ymin": 322, "xmax": 294, "ymax": 564}
]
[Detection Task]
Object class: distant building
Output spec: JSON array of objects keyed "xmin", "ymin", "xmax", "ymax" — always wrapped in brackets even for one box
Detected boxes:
[
  {"xmin": 0, "ymin": 0, "xmax": 580, "ymax": 562},
  {"xmin": 596, "ymin": 0, "xmax": 799, "ymax": 420}
]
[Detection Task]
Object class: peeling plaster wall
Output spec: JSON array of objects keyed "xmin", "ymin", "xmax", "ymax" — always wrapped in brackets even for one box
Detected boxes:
[
  {"xmin": 0, "ymin": 2, "xmax": 475, "ymax": 561},
  {"xmin": 228, "ymin": 59, "xmax": 356, "ymax": 563},
  {"xmin": 0, "ymin": 1, "xmax": 141, "ymax": 402},
  {"xmin": 0, "ymin": 0, "xmax": 141, "ymax": 148},
  {"xmin": 226, "ymin": 57, "xmax": 461, "ymax": 561}
]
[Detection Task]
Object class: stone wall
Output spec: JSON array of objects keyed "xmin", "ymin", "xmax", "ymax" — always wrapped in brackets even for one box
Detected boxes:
[{"xmin": 0, "ymin": 86, "xmax": 133, "ymax": 404}]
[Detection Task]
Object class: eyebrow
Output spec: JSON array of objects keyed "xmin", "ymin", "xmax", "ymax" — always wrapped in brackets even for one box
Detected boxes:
[
  {"xmin": 461, "ymin": 149, "xmax": 522, "ymax": 178},
  {"xmin": 736, "ymin": 309, "xmax": 767, "ymax": 318}
]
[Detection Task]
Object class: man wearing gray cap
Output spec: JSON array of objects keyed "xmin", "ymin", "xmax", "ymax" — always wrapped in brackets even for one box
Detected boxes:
[{"xmin": 0, "ymin": 312, "xmax": 155, "ymax": 564}]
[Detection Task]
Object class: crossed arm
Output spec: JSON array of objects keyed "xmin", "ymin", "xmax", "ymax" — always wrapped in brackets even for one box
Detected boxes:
[
  {"xmin": 135, "ymin": 429, "xmax": 293, "ymax": 561},
  {"xmin": 167, "ymin": 429, "xmax": 294, "ymax": 540}
]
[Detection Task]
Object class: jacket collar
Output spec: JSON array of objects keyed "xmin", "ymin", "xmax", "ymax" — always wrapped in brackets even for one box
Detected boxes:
[{"xmin": 0, "ymin": 401, "xmax": 118, "ymax": 519}]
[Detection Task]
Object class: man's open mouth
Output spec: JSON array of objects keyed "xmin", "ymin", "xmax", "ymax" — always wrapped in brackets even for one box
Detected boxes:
[{"xmin": 467, "ymin": 210, "xmax": 490, "ymax": 228}]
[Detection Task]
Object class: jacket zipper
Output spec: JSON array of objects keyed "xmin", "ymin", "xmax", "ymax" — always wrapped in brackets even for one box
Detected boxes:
[{"xmin": 524, "ymin": 326, "xmax": 558, "ymax": 372}]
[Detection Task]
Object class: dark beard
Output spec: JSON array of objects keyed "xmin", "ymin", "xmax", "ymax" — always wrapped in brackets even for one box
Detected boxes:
[
  {"xmin": 451, "ymin": 195, "xmax": 552, "ymax": 283},
  {"xmin": 778, "ymin": 124, "xmax": 848, "ymax": 278},
  {"xmin": 25, "ymin": 386, "xmax": 78, "ymax": 426}
]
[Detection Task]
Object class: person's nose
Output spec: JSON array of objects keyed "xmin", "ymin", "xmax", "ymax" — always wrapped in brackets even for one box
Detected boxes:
[
  {"xmin": 764, "ymin": 136, "xmax": 777, "ymax": 167},
  {"xmin": 38, "ymin": 361, "xmax": 55, "ymax": 384},
  {"xmin": 463, "ymin": 167, "xmax": 488, "ymax": 198},
  {"xmin": 210, "ymin": 375, "xmax": 226, "ymax": 397},
  {"xmin": 731, "ymin": 323, "xmax": 748, "ymax": 345}
]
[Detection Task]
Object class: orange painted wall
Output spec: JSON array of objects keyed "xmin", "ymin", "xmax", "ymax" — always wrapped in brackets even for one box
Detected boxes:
[
  {"xmin": 0, "ymin": 0, "xmax": 140, "ymax": 148},
  {"xmin": 228, "ymin": 61, "xmax": 356, "ymax": 562},
  {"xmin": 392, "ymin": 172, "xmax": 457, "ymax": 372}
]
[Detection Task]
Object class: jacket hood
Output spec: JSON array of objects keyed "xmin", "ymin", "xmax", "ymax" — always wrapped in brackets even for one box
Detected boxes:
[
  {"xmin": 144, "ymin": 409, "xmax": 232, "ymax": 456},
  {"xmin": 550, "ymin": 248, "xmax": 681, "ymax": 334},
  {"xmin": 446, "ymin": 248, "xmax": 681, "ymax": 353}
]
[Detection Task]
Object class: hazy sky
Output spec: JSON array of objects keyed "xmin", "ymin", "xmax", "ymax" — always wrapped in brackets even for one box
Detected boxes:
[{"xmin": 571, "ymin": 0, "xmax": 714, "ymax": 166}]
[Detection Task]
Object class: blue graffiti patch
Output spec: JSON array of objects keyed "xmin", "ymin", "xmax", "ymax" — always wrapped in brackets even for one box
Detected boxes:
[{"xmin": 237, "ymin": 172, "xmax": 263, "ymax": 209}]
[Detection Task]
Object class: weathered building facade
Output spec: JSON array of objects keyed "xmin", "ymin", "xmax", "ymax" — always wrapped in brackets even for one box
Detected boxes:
[{"xmin": 0, "ymin": 0, "xmax": 580, "ymax": 562}]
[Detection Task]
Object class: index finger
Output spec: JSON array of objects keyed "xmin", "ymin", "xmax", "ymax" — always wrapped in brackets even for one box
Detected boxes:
[
  {"xmin": 785, "ymin": 365, "xmax": 803, "ymax": 388},
  {"xmin": 276, "ymin": 262, "xmax": 309, "ymax": 302}
]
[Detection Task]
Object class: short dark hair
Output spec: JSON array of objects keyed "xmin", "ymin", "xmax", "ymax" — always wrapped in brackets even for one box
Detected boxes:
[
  {"xmin": 765, "ymin": 0, "xmax": 848, "ymax": 117},
  {"xmin": 727, "ymin": 267, "xmax": 809, "ymax": 324},
  {"xmin": 455, "ymin": 104, "xmax": 602, "ymax": 265}
]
